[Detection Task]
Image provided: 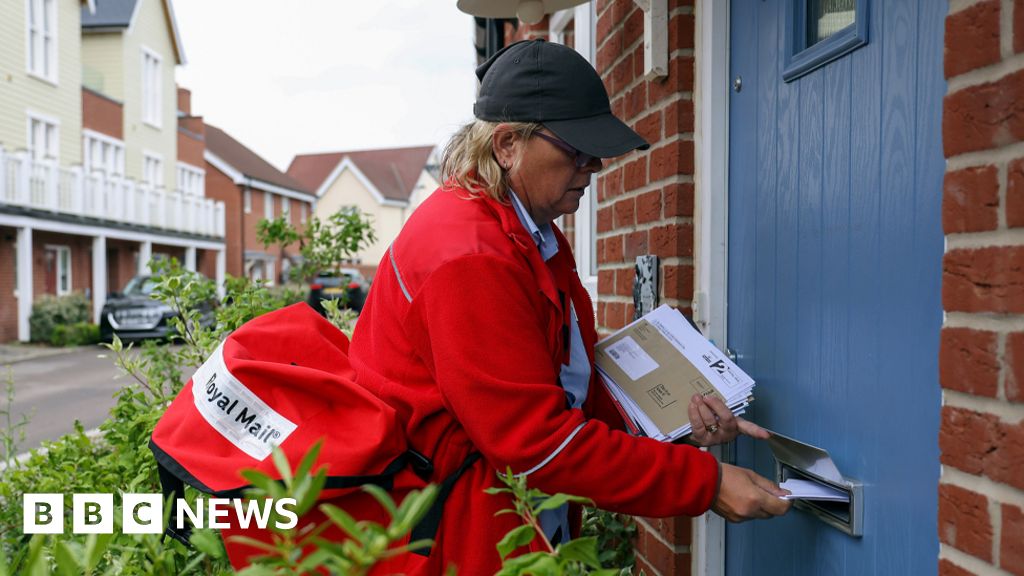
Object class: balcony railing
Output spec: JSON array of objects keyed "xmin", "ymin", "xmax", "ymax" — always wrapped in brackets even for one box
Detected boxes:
[{"xmin": 0, "ymin": 147, "xmax": 225, "ymax": 238}]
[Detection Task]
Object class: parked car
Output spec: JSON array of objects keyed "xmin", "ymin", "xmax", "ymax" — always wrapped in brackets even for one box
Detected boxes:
[
  {"xmin": 99, "ymin": 275, "xmax": 215, "ymax": 342},
  {"xmin": 307, "ymin": 268, "xmax": 368, "ymax": 315}
]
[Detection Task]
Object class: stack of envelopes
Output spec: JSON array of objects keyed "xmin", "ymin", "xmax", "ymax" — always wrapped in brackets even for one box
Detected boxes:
[{"xmin": 594, "ymin": 304, "xmax": 755, "ymax": 442}]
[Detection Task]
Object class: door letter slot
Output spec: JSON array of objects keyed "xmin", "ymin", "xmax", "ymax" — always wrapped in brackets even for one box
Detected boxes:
[{"xmin": 767, "ymin": 432, "xmax": 863, "ymax": 537}]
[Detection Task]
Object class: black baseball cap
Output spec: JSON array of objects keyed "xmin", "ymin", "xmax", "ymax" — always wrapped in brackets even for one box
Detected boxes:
[{"xmin": 473, "ymin": 39, "xmax": 649, "ymax": 158}]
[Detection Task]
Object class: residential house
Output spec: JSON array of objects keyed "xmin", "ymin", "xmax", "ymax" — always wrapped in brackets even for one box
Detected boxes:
[
  {"xmin": 203, "ymin": 124, "xmax": 315, "ymax": 285},
  {"xmin": 461, "ymin": 1, "xmax": 1023, "ymax": 574},
  {"xmin": 287, "ymin": 145, "xmax": 437, "ymax": 273},
  {"xmin": 0, "ymin": 0, "xmax": 225, "ymax": 342}
]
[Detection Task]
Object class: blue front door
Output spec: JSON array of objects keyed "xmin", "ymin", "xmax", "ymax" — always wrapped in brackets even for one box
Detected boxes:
[{"xmin": 726, "ymin": 0, "xmax": 945, "ymax": 573}]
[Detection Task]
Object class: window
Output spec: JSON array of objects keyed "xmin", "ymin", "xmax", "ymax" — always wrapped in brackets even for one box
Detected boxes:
[
  {"xmin": 83, "ymin": 130, "xmax": 125, "ymax": 176},
  {"xmin": 177, "ymin": 162, "xmax": 204, "ymax": 196},
  {"xmin": 143, "ymin": 152, "xmax": 163, "ymax": 187},
  {"xmin": 264, "ymin": 191, "xmax": 273, "ymax": 219},
  {"xmin": 45, "ymin": 245, "xmax": 71, "ymax": 296},
  {"xmin": 141, "ymin": 48, "xmax": 162, "ymax": 127},
  {"xmin": 300, "ymin": 202, "xmax": 307, "ymax": 224},
  {"xmin": 551, "ymin": 3, "xmax": 598, "ymax": 301},
  {"xmin": 26, "ymin": 0, "xmax": 57, "ymax": 82},
  {"xmin": 281, "ymin": 196, "xmax": 290, "ymax": 219},
  {"xmin": 27, "ymin": 112, "xmax": 58, "ymax": 161},
  {"xmin": 784, "ymin": 0, "xmax": 868, "ymax": 81},
  {"xmin": 244, "ymin": 189, "xmax": 252, "ymax": 213}
]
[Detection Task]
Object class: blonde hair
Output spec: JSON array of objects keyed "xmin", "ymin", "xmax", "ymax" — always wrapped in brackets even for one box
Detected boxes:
[{"xmin": 440, "ymin": 120, "xmax": 543, "ymax": 201}]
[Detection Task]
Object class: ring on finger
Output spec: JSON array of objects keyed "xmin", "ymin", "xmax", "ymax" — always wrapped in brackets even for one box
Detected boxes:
[{"xmin": 706, "ymin": 423, "xmax": 720, "ymax": 434}]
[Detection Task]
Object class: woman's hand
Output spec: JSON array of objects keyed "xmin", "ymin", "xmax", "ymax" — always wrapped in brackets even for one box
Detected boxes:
[
  {"xmin": 686, "ymin": 394, "xmax": 769, "ymax": 447},
  {"xmin": 712, "ymin": 463, "xmax": 792, "ymax": 521}
]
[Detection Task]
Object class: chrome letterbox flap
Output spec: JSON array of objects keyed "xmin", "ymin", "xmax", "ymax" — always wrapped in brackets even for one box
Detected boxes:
[{"xmin": 766, "ymin": 431, "xmax": 844, "ymax": 484}]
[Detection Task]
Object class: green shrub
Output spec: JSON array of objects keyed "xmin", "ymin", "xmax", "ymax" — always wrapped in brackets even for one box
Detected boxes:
[
  {"xmin": 28, "ymin": 293, "xmax": 91, "ymax": 344},
  {"xmin": 49, "ymin": 321, "xmax": 101, "ymax": 347}
]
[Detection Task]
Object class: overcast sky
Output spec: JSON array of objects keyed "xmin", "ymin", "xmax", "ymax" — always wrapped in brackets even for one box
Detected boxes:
[{"xmin": 172, "ymin": 0, "xmax": 479, "ymax": 171}]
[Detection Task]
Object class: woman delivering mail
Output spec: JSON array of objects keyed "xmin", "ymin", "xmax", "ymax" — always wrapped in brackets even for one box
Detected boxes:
[{"xmin": 349, "ymin": 39, "xmax": 789, "ymax": 575}]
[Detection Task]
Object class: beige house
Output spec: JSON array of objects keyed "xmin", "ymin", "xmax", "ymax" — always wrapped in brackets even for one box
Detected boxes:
[
  {"xmin": 0, "ymin": 0, "xmax": 225, "ymax": 342},
  {"xmin": 81, "ymin": 0, "xmax": 185, "ymax": 189},
  {"xmin": 287, "ymin": 145, "xmax": 437, "ymax": 270}
]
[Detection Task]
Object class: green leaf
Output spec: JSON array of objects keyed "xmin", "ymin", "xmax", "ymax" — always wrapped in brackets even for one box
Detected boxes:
[
  {"xmin": 84, "ymin": 532, "xmax": 113, "ymax": 572},
  {"xmin": 556, "ymin": 537, "xmax": 603, "ymax": 568},
  {"xmin": 224, "ymin": 535, "xmax": 280, "ymax": 554},
  {"xmin": 189, "ymin": 529, "xmax": 226, "ymax": 559},
  {"xmin": 319, "ymin": 504, "xmax": 362, "ymax": 540},
  {"xmin": 53, "ymin": 540, "xmax": 81, "ymax": 576},
  {"xmin": 534, "ymin": 493, "xmax": 574, "ymax": 513},
  {"xmin": 496, "ymin": 524, "xmax": 536, "ymax": 560},
  {"xmin": 271, "ymin": 446, "xmax": 292, "ymax": 487},
  {"xmin": 362, "ymin": 484, "xmax": 398, "ymax": 518}
]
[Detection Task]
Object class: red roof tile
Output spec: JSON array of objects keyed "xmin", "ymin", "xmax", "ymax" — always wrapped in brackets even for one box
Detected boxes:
[
  {"xmin": 204, "ymin": 124, "xmax": 313, "ymax": 195},
  {"xmin": 287, "ymin": 145, "xmax": 434, "ymax": 202}
]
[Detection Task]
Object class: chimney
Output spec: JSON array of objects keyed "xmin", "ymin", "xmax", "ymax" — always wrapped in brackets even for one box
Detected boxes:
[{"xmin": 177, "ymin": 86, "xmax": 192, "ymax": 116}]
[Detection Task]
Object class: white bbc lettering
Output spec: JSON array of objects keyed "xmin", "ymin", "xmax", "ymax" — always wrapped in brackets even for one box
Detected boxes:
[
  {"xmin": 123, "ymin": 494, "xmax": 163, "ymax": 534},
  {"xmin": 73, "ymin": 494, "xmax": 114, "ymax": 534},
  {"xmin": 23, "ymin": 494, "xmax": 63, "ymax": 534}
]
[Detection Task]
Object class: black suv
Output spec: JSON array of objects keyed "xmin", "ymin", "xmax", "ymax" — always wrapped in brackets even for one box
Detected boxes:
[{"xmin": 99, "ymin": 275, "xmax": 215, "ymax": 342}]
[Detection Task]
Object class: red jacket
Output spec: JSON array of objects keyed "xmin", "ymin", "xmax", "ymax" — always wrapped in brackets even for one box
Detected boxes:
[{"xmin": 346, "ymin": 185, "xmax": 720, "ymax": 575}]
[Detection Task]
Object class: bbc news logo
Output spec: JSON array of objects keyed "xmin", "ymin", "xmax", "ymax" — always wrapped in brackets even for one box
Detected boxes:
[{"xmin": 23, "ymin": 494, "xmax": 298, "ymax": 534}]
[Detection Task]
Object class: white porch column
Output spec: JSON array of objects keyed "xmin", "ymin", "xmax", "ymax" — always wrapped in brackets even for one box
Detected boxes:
[
  {"xmin": 92, "ymin": 236, "xmax": 107, "ymax": 324},
  {"xmin": 184, "ymin": 246, "xmax": 197, "ymax": 272},
  {"xmin": 138, "ymin": 240, "xmax": 152, "ymax": 275},
  {"xmin": 16, "ymin": 227, "xmax": 33, "ymax": 342},
  {"xmin": 215, "ymin": 249, "xmax": 226, "ymax": 298}
]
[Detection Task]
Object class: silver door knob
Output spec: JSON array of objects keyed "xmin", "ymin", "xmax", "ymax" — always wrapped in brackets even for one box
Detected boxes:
[{"xmin": 733, "ymin": 76, "xmax": 743, "ymax": 92}]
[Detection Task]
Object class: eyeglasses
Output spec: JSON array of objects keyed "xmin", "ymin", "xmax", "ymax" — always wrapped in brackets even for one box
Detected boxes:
[{"xmin": 532, "ymin": 132, "xmax": 598, "ymax": 169}]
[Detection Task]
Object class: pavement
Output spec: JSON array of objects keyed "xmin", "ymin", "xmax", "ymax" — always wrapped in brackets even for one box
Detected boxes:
[{"xmin": 0, "ymin": 342, "xmax": 89, "ymax": 366}]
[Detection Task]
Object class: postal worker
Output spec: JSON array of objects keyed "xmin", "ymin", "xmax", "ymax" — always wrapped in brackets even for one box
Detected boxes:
[{"xmin": 349, "ymin": 39, "xmax": 790, "ymax": 575}]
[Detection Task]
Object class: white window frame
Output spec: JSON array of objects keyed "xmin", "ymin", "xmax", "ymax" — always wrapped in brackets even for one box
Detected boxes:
[
  {"xmin": 140, "ymin": 46, "xmax": 162, "ymax": 128},
  {"xmin": 244, "ymin": 188, "xmax": 252, "ymax": 213},
  {"xmin": 176, "ymin": 161, "xmax": 205, "ymax": 196},
  {"xmin": 142, "ymin": 150, "xmax": 163, "ymax": 187},
  {"xmin": 26, "ymin": 0, "xmax": 57, "ymax": 84},
  {"xmin": 26, "ymin": 110, "xmax": 59, "ymax": 161},
  {"xmin": 551, "ymin": 4, "xmax": 597, "ymax": 302},
  {"xmin": 264, "ymin": 190, "xmax": 273, "ymax": 219},
  {"xmin": 281, "ymin": 196, "xmax": 290, "ymax": 219},
  {"xmin": 83, "ymin": 129, "xmax": 125, "ymax": 176},
  {"xmin": 45, "ymin": 244, "xmax": 72, "ymax": 296},
  {"xmin": 300, "ymin": 201, "xmax": 307, "ymax": 224}
]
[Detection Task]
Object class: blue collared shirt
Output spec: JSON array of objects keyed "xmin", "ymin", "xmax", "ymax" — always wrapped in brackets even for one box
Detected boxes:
[{"xmin": 508, "ymin": 189, "xmax": 591, "ymax": 544}]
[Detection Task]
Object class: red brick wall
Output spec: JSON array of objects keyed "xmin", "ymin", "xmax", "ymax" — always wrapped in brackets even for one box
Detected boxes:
[
  {"xmin": 940, "ymin": 1, "xmax": 1024, "ymax": 574},
  {"xmin": 177, "ymin": 117, "xmax": 205, "ymax": 167},
  {"xmin": 0, "ymin": 230, "xmax": 17, "ymax": 342},
  {"xmin": 105, "ymin": 239, "xmax": 139, "ymax": 292},
  {"xmin": 82, "ymin": 88, "xmax": 123, "ymax": 140},
  {"xmin": 204, "ymin": 163, "xmax": 244, "ymax": 277},
  {"xmin": 177, "ymin": 87, "xmax": 192, "ymax": 116},
  {"xmin": 594, "ymin": 2, "xmax": 697, "ymax": 573}
]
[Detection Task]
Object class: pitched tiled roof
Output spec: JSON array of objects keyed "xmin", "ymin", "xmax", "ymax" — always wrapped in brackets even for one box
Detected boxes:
[
  {"xmin": 204, "ymin": 124, "xmax": 312, "ymax": 196},
  {"xmin": 81, "ymin": 0, "xmax": 137, "ymax": 27},
  {"xmin": 287, "ymin": 145, "xmax": 435, "ymax": 202}
]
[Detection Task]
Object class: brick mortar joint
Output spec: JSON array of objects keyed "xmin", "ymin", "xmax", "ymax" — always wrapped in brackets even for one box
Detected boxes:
[
  {"xmin": 596, "ymin": 216, "xmax": 697, "ymax": 237},
  {"xmin": 597, "ymin": 174, "xmax": 697, "ymax": 206},
  {"xmin": 947, "ymin": 141, "xmax": 1024, "ymax": 170},
  {"xmin": 946, "ymin": 0, "xmax": 994, "ymax": 16},
  {"xmin": 946, "ymin": 52, "xmax": 1024, "ymax": 94},
  {"xmin": 942, "ymin": 467, "xmax": 1024, "ymax": 513},
  {"xmin": 944, "ymin": 228, "xmax": 1024, "ymax": 250},
  {"xmin": 991, "ymin": 495, "xmax": 1003, "ymax": 567},
  {"xmin": 634, "ymin": 518, "xmax": 693, "ymax": 554},
  {"xmin": 944, "ymin": 312, "xmax": 1024, "ymax": 332},
  {"xmin": 941, "ymin": 388, "xmax": 1024, "ymax": 422},
  {"xmin": 998, "ymin": 331, "xmax": 1008, "ymax": 403},
  {"xmin": 1000, "ymin": 0, "xmax": 1014, "ymax": 60},
  {"xmin": 939, "ymin": 544, "xmax": 1013, "ymax": 576}
]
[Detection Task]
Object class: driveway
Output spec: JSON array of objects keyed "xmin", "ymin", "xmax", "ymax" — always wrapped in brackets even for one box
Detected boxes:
[{"xmin": 2, "ymin": 346, "xmax": 130, "ymax": 456}]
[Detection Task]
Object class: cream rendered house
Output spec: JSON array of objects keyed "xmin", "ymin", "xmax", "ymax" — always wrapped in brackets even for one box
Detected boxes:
[
  {"xmin": 0, "ymin": 0, "xmax": 225, "ymax": 343},
  {"xmin": 287, "ymin": 145, "xmax": 437, "ymax": 270},
  {"xmin": 0, "ymin": 0, "xmax": 91, "ymax": 166},
  {"xmin": 81, "ymin": 0, "xmax": 183, "ymax": 189}
]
